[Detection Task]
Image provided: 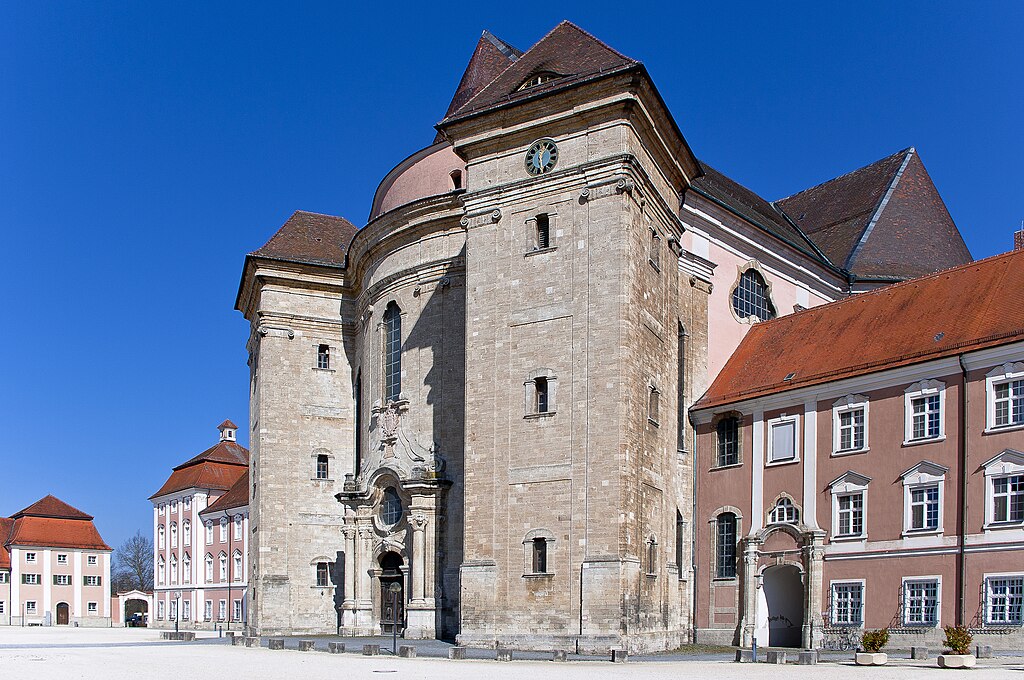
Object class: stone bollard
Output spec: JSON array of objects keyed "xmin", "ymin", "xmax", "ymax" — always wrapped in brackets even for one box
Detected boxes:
[
  {"xmin": 798, "ymin": 650, "xmax": 817, "ymax": 665},
  {"xmin": 362, "ymin": 644, "xmax": 380, "ymax": 656},
  {"xmin": 553, "ymin": 650, "xmax": 567, "ymax": 662},
  {"xmin": 231, "ymin": 635, "xmax": 246, "ymax": 646},
  {"xmin": 183, "ymin": 632, "xmax": 195, "ymax": 642},
  {"xmin": 246, "ymin": 637, "xmax": 261, "ymax": 648},
  {"xmin": 911, "ymin": 646, "xmax": 929, "ymax": 659},
  {"xmin": 399, "ymin": 645, "xmax": 416, "ymax": 658},
  {"xmin": 735, "ymin": 649, "xmax": 756, "ymax": 663},
  {"xmin": 975, "ymin": 645, "xmax": 993, "ymax": 659},
  {"xmin": 268, "ymin": 638, "xmax": 285, "ymax": 651},
  {"xmin": 766, "ymin": 650, "xmax": 787, "ymax": 664},
  {"xmin": 448, "ymin": 646, "xmax": 467, "ymax": 660},
  {"xmin": 298, "ymin": 640, "xmax": 315, "ymax": 652},
  {"xmin": 611, "ymin": 648, "xmax": 628, "ymax": 663},
  {"xmin": 328, "ymin": 642, "xmax": 345, "ymax": 654},
  {"xmin": 496, "ymin": 647, "xmax": 513, "ymax": 662}
]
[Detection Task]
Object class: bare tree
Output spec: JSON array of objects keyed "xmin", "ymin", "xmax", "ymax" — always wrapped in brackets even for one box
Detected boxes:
[{"xmin": 112, "ymin": 530, "xmax": 154, "ymax": 593}]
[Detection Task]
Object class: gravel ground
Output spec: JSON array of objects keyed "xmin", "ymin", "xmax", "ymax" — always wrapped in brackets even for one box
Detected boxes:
[{"xmin": 1, "ymin": 627, "xmax": 1021, "ymax": 680}]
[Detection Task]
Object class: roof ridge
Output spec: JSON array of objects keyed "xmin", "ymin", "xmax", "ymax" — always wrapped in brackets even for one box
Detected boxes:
[
  {"xmin": 775, "ymin": 147, "xmax": 913, "ymax": 203},
  {"xmin": 480, "ymin": 29, "xmax": 521, "ymax": 59},
  {"xmin": 556, "ymin": 20, "xmax": 637, "ymax": 65},
  {"xmin": 842, "ymin": 148, "xmax": 915, "ymax": 271}
]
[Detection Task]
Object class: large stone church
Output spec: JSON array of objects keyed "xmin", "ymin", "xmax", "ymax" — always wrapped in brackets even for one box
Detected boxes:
[{"xmin": 235, "ymin": 21, "xmax": 970, "ymax": 652}]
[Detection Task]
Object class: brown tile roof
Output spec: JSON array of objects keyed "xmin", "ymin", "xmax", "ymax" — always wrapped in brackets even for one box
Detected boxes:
[
  {"xmin": 696, "ymin": 248, "xmax": 1024, "ymax": 409},
  {"xmin": 691, "ymin": 163, "xmax": 825, "ymax": 261},
  {"xmin": 775, "ymin": 149, "xmax": 971, "ymax": 279},
  {"xmin": 251, "ymin": 210, "xmax": 358, "ymax": 267},
  {"xmin": 12, "ymin": 494, "xmax": 93, "ymax": 520},
  {"xmin": 7, "ymin": 516, "xmax": 111, "ymax": 551},
  {"xmin": 218, "ymin": 419, "xmax": 238, "ymax": 430},
  {"xmin": 201, "ymin": 471, "xmax": 249, "ymax": 516},
  {"xmin": 150, "ymin": 461, "xmax": 248, "ymax": 500},
  {"xmin": 175, "ymin": 440, "xmax": 249, "ymax": 470},
  {"xmin": 442, "ymin": 21, "xmax": 639, "ymax": 122},
  {"xmin": 0, "ymin": 517, "xmax": 13, "ymax": 569},
  {"xmin": 441, "ymin": 31, "xmax": 521, "ymax": 123}
]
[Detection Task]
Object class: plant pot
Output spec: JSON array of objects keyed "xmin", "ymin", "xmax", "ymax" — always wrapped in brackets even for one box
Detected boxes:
[
  {"xmin": 938, "ymin": 654, "xmax": 976, "ymax": 669},
  {"xmin": 855, "ymin": 652, "xmax": 888, "ymax": 665}
]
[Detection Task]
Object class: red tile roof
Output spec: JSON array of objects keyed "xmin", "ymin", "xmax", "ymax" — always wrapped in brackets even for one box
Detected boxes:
[
  {"xmin": 440, "ymin": 31, "xmax": 521, "ymax": 124},
  {"xmin": 12, "ymin": 494, "xmax": 93, "ymax": 520},
  {"xmin": 7, "ymin": 516, "xmax": 111, "ymax": 551},
  {"xmin": 201, "ymin": 471, "xmax": 249, "ymax": 516},
  {"xmin": 150, "ymin": 461, "xmax": 248, "ymax": 500},
  {"xmin": 218, "ymin": 419, "xmax": 238, "ymax": 430},
  {"xmin": 251, "ymin": 210, "xmax": 358, "ymax": 267},
  {"xmin": 696, "ymin": 248, "xmax": 1024, "ymax": 409},
  {"xmin": 0, "ymin": 518, "xmax": 13, "ymax": 569},
  {"xmin": 175, "ymin": 440, "xmax": 249, "ymax": 470},
  {"xmin": 775, "ymin": 149, "xmax": 971, "ymax": 279}
]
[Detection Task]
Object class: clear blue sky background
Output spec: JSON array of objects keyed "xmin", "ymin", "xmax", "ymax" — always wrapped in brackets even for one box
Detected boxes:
[{"xmin": 1, "ymin": 2, "xmax": 1021, "ymax": 552}]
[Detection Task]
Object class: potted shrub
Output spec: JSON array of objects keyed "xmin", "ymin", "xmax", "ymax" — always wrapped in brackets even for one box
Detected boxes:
[
  {"xmin": 938, "ymin": 625, "xmax": 976, "ymax": 668},
  {"xmin": 855, "ymin": 629, "xmax": 890, "ymax": 665}
]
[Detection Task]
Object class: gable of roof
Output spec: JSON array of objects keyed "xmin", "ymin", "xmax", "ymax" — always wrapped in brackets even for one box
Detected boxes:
[
  {"xmin": 250, "ymin": 210, "xmax": 358, "ymax": 268},
  {"xmin": 775, "ymin": 149, "xmax": 971, "ymax": 280},
  {"xmin": 7, "ymin": 516, "xmax": 111, "ymax": 551},
  {"xmin": 12, "ymin": 495, "xmax": 93, "ymax": 520},
  {"xmin": 443, "ymin": 21, "xmax": 639, "ymax": 123},
  {"xmin": 201, "ymin": 470, "xmax": 249, "ymax": 516},
  {"xmin": 690, "ymin": 162, "xmax": 827, "ymax": 263},
  {"xmin": 695, "ymin": 248, "xmax": 1024, "ymax": 410},
  {"xmin": 0, "ymin": 517, "xmax": 13, "ymax": 569},
  {"xmin": 440, "ymin": 31, "xmax": 521, "ymax": 124}
]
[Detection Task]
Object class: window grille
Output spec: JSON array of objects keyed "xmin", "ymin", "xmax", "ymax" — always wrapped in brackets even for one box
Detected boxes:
[
  {"xmin": 731, "ymin": 269, "xmax": 776, "ymax": 321},
  {"xmin": 904, "ymin": 580, "xmax": 939, "ymax": 625},
  {"xmin": 986, "ymin": 576, "xmax": 1024, "ymax": 625},
  {"xmin": 716, "ymin": 513, "xmax": 737, "ymax": 578},
  {"xmin": 381, "ymin": 487, "xmax": 403, "ymax": 526},
  {"xmin": 831, "ymin": 582, "xmax": 864, "ymax": 626},
  {"xmin": 383, "ymin": 303, "xmax": 402, "ymax": 402}
]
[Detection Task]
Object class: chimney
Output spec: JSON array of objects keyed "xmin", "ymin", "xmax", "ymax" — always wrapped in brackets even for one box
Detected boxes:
[{"xmin": 1015, "ymin": 223, "xmax": 1024, "ymax": 251}]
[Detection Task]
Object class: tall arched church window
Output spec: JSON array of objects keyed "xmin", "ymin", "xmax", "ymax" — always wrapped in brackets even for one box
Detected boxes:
[
  {"xmin": 731, "ymin": 268, "xmax": 776, "ymax": 322},
  {"xmin": 383, "ymin": 303, "xmax": 402, "ymax": 403}
]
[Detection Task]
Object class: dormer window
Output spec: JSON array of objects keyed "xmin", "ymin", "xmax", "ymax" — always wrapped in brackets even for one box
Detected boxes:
[{"xmin": 517, "ymin": 71, "xmax": 560, "ymax": 91}]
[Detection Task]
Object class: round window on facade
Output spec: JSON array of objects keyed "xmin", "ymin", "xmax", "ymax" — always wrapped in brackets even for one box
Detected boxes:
[
  {"xmin": 380, "ymin": 487, "xmax": 403, "ymax": 526},
  {"xmin": 731, "ymin": 268, "xmax": 776, "ymax": 322}
]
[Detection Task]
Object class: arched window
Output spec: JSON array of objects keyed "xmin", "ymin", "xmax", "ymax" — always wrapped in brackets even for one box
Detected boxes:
[
  {"xmin": 205, "ymin": 553, "xmax": 214, "ymax": 583},
  {"xmin": 170, "ymin": 554, "xmax": 178, "ymax": 584},
  {"xmin": 449, "ymin": 169, "xmax": 463, "ymax": 190},
  {"xmin": 158, "ymin": 524, "xmax": 165, "ymax": 548},
  {"xmin": 233, "ymin": 550, "xmax": 243, "ymax": 582},
  {"xmin": 716, "ymin": 416, "xmax": 740, "ymax": 467},
  {"xmin": 205, "ymin": 520, "xmax": 213, "ymax": 544},
  {"xmin": 383, "ymin": 302, "xmax": 402, "ymax": 402},
  {"xmin": 768, "ymin": 497, "xmax": 800, "ymax": 524},
  {"xmin": 716, "ymin": 513, "xmax": 737, "ymax": 578},
  {"xmin": 732, "ymin": 268, "xmax": 776, "ymax": 322},
  {"xmin": 182, "ymin": 553, "xmax": 191, "ymax": 584},
  {"xmin": 233, "ymin": 514, "xmax": 243, "ymax": 540},
  {"xmin": 182, "ymin": 520, "xmax": 191, "ymax": 545},
  {"xmin": 170, "ymin": 522, "xmax": 177, "ymax": 547},
  {"xmin": 157, "ymin": 555, "xmax": 165, "ymax": 585},
  {"xmin": 380, "ymin": 487, "xmax": 403, "ymax": 526},
  {"xmin": 219, "ymin": 516, "xmax": 228, "ymax": 542},
  {"xmin": 219, "ymin": 552, "xmax": 228, "ymax": 582}
]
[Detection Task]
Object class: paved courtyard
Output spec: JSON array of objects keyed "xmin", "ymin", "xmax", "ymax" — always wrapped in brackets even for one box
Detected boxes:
[{"xmin": 0, "ymin": 628, "xmax": 1021, "ymax": 680}]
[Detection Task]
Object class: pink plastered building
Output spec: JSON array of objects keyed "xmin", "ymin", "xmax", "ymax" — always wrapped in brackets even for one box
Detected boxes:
[{"xmin": 149, "ymin": 421, "xmax": 250, "ymax": 629}]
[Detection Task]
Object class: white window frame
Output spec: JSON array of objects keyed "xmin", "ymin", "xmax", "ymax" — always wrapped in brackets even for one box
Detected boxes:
[
  {"xmin": 54, "ymin": 574, "xmax": 72, "ymax": 586},
  {"xmin": 182, "ymin": 520, "xmax": 191, "ymax": 545},
  {"xmin": 233, "ymin": 599, "xmax": 242, "ymax": 621},
  {"xmin": 171, "ymin": 499, "xmax": 178, "ymax": 514},
  {"xmin": 832, "ymin": 395, "xmax": 869, "ymax": 455},
  {"xmin": 204, "ymin": 554, "xmax": 214, "ymax": 583},
  {"xmin": 26, "ymin": 601, "xmax": 37, "ymax": 614},
  {"xmin": 767, "ymin": 495, "xmax": 800, "ymax": 525},
  {"xmin": 984, "ymin": 572, "xmax": 1024, "ymax": 626},
  {"xmin": 157, "ymin": 600, "xmax": 165, "ymax": 620},
  {"xmin": 829, "ymin": 471, "xmax": 870, "ymax": 541},
  {"xmin": 218, "ymin": 599, "xmax": 227, "ymax": 621},
  {"xmin": 234, "ymin": 515, "xmax": 243, "ymax": 540},
  {"xmin": 904, "ymin": 379, "xmax": 946, "ymax": 445},
  {"xmin": 25, "ymin": 552, "xmax": 36, "ymax": 563},
  {"xmin": 157, "ymin": 556, "xmax": 165, "ymax": 585},
  {"xmin": 183, "ymin": 496, "xmax": 191, "ymax": 510},
  {"xmin": 158, "ymin": 525, "xmax": 165, "ymax": 548},
  {"xmin": 182, "ymin": 599, "xmax": 190, "ymax": 621},
  {"xmin": 204, "ymin": 600, "xmax": 213, "ymax": 621},
  {"xmin": 0, "ymin": 601, "xmax": 5, "ymax": 614},
  {"xmin": 170, "ymin": 522, "xmax": 177, "ymax": 548},
  {"xmin": 219, "ymin": 553, "xmax": 228, "ymax": 582},
  {"xmin": 830, "ymin": 579, "xmax": 865, "ymax": 627},
  {"xmin": 158, "ymin": 503, "xmax": 165, "ymax": 516},
  {"xmin": 0, "ymin": 573, "xmax": 8, "ymax": 584},
  {"xmin": 902, "ymin": 576, "xmax": 941, "ymax": 627},
  {"xmin": 233, "ymin": 551, "xmax": 243, "ymax": 582},
  {"xmin": 87, "ymin": 601, "xmax": 98, "ymax": 614},
  {"xmin": 986, "ymin": 362, "xmax": 1024, "ymax": 432},
  {"xmin": 84, "ymin": 575, "xmax": 101, "ymax": 587},
  {"xmin": 982, "ymin": 450, "xmax": 1024, "ymax": 530},
  {"xmin": 87, "ymin": 555, "xmax": 97, "ymax": 566},
  {"xmin": 219, "ymin": 517, "xmax": 228, "ymax": 542},
  {"xmin": 23, "ymin": 573, "xmax": 40, "ymax": 585},
  {"xmin": 56, "ymin": 554, "xmax": 68, "ymax": 565},
  {"xmin": 901, "ymin": 461, "xmax": 948, "ymax": 536},
  {"xmin": 205, "ymin": 520, "xmax": 213, "ymax": 545},
  {"xmin": 766, "ymin": 414, "xmax": 799, "ymax": 465},
  {"xmin": 182, "ymin": 554, "xmax": 191, "ymax": 584}
]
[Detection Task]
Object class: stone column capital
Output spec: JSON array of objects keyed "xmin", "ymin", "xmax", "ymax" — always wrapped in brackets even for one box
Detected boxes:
[{"xmin": 410, "ymin": 514, "xmax": 429, "ymax": 531}]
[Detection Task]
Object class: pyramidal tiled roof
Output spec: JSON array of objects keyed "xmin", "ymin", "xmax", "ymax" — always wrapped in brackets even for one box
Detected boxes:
[
  {"xmin": 443, "ymin": 21, "xmax": 639, "ymax": 122},
  {"xmin": 251, "ymin": 210, "xmax": 358, "ymax": 268},
  {"xmin": 12, "ymin": 494, "xmax": 93, "ymax": 520},
  {"xmin": 774, "ymin": 148, "xmax": 971, "ymax": 279},
  {"xmin": 201, "ymin": 470, "xmax": 250, "ymax": 516},
  {"xmin": 442, "ymin": 31, "xmax": 521, "ymax": 121}
]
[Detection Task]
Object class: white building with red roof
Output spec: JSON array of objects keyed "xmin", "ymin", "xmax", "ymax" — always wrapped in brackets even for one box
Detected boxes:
[
  {"xmin": 0, "ymin": 495, "xmax": 112, "ymax": 626},
  {"xmin": 149, "ymin": 421, "xmax": 249, "ymax": 630}
]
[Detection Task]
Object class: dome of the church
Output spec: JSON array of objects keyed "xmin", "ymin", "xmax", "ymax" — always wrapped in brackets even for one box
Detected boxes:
[{"xmin": 368, "ymin": 143, "xmax": 465, "ymax": 221}]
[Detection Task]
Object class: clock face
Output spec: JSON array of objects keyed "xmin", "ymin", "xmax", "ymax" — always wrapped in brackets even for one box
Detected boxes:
[{"xmin": 525, "ymin": 139, "xmax": 558, "ymax": 176}]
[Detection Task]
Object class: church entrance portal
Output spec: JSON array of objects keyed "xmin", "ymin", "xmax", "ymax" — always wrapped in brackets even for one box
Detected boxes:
[
  {"xmin": 761, "ymin": 565, "xmax": 803, "ymax": 647},
  {"xmin": 56, "ymin": 602, "xmax": 69, "ymax": 625},
  {"xmin": 378, "ymin": 552, "xmax": 405, "ymax": 635}
]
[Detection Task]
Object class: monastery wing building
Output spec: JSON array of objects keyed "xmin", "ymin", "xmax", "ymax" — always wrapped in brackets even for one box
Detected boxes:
[{"xmin": 234, "ymin": 21, "xmax": 977, "ymax": 652}]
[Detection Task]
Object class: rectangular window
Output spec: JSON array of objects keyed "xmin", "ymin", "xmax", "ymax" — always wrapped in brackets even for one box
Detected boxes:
[
  {"xmin": 206, "ymin": 522, "xmax": 213, "ymax": 544},
  {"xmin": 25, "ymin": 552, "xmax": 36, "ymax": 563},
  {"xmin": 26, "ymin": 601, "xmax": 37, "ymax": 614},
  {"xmin": 904, "ymin": 580, "xmax": 939, "ymax": 626},
  {"xmin": 994, "ymin": 379, "xmax": 1024, "ymax": 427},
  {"xmin": 183, "ymin": 496, "xmax": 191, "ymax": 510},
  {"xmin": 536, "ymin": 214, "xmax": 550, "ymax": 250},
  {"xmin": 831, "ymin": 582, "xmax": 864, "ymax": 626},
  {"xmin": 317, "ymin": 344, "xmax": 330, "ymax": 370},
  {"xmin": 84, "ymin": 575, "xmax": 102, "ymax": 587},
  {"xmin": 0, "ymin": 573, "xmax": 8, "ymax": 584},
  {"xmin": 87, "ymin": 555, "xmax": 97, "ymax": 566},
  {"xmin": 716, "ymin": 514, "xmax": 737, "ymax": 578},
  {"xmin": 769, "ymin": 419, "xmax": 796, "ymax": 462},
  {"xmin": 535, "ymin": 377, "xmax": 549, "ymax": 414},
  {"xmin": 205, "ymin": 600, "xmax": 213, "ymax": 621},
  {"xmin": 234, "ymin": 516, "xmax": 242, "ymax": 540},
  {"xmin": 532, "ymin": 538, "xmax": 548, "ymax": 574},
  {"xmin": 716, "ymin": 417, "xmax": 739, "ymax": 467},
  {"xmin": 157, "ymin": 601, "xmax": 165, "ymax": 620},
  {"xmin": 87, "ymin": 602, "xmax": 98, "ymax": 614},
  {"xmin": 986, "ymin": 576, "xmax": 1024, "ymax": 625},
  {"xmin": 316, "ymin": 562, "xmax": 330, "ymax": 587},
  {"xmin": 57, "ymin": 554, "xmax": 68, "ymax": 565},
  {"xmin": 838, "ymin": 409, "xmax": 865, "ymax": 451},
  {"xmin": 219, "ymin": 600, "xmax": 227, "ymax": 621},
  {"xmin": 171, "ymin": 500, "xmax": 178, "ymax": 513},
  {"xmin": 911, "ymin": 395, "xmax": 941, "ymax": 440},
  {"xmin": 837, "ymin": 493, "xmax": 864, "ymax": 537},
  {"xmin": 993, "ymin": 476, "xmax": 1024, "ymax": 523},
  {"xmin": 22, "ymin": 574, "xmax": 40, "ymax": 585},
  {"xmin": 910, "ymin": 486, "xmax": 940, "ymax": 530},
  {"xmin": 233, "ymin": 599, "xmax": 242, "ymax": 621},
  {"xmin": 649, "ymin": 230, "xmax": 661, "ymax": 270},
  {"xmin": 159, "ymin": 503, "xmax": 165, "ymax": 515},
  {"xmin": 316, "ymin": 454, "xmax": 329, "ymax": 480},
  {"xmin": 220, "ymin": 518, "xmax": 228, "ymax": 542},
  {"xmin": 0, "ymin": 601, "xmax": 5, "ymax": 614},
  {"xmin": 182, "ymin": 600, "xmax": 190, "ymax": 620},
  {"xmin": 53, "ymin": 574, "xmax": 72, "ymax": 586}
]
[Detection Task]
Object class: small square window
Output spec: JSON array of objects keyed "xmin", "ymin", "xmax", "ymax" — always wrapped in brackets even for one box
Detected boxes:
[
  {"xmin": 316, "ymin": 562, "xmax": 330, "ymax": 587},
  {"xmin": 26, "ymin": 601, "xmax": 37, "ymax": 614},
  {"xmin": 88, "ymin": 602, "xmax": 98, "ymax": 613},
  {"xmin": 57, "ymin": 554, "xmax": 68, "ymax": 564},
  {"xmin": 25, "ymin": 552, "xmax": 36, "ymax": 563},
  {"xmin": 87, "ymin": 555, "xmax": 98, "ymax": 566}
]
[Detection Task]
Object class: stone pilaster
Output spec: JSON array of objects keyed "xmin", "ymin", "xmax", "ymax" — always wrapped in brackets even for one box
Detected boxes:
[
  {"xmin": 802, "ymin": 530, "xmax": 826, "ymax": 649},
  {"xmin": 739, "ymin": 538, "xmax": 761, "ymax": 648}
]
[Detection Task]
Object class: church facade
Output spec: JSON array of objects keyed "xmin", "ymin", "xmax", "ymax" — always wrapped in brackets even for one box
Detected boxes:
[{"xmin": 235, "ymin": 22, "xmax": 970, "ymax": 652}]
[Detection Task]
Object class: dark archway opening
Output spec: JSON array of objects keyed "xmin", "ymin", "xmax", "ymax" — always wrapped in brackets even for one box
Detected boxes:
[
  {"xmin": 378, "ymin": 551, "xmax": 405, "ymax": 635},
  {"xmin": 763, "ymin": 564, "xmax": 803, "ymax": 647}
]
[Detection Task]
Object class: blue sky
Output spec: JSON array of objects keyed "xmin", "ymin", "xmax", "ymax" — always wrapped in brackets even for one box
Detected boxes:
[{"xmin": 1, "ymin": 2, "xmax": 1021, "ymax": 552}]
